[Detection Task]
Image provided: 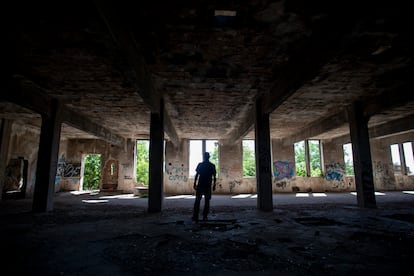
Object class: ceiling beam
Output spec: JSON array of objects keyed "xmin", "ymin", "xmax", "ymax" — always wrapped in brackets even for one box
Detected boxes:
[
  {"xmin": 94, "ymin": 0, "xmax": 180, "ymax": 145},
  {"xmin": 2, "ymin": 75, "xmax": 52, "ymax": 117},
  {"xmin": 369, "ymin": 113, "xmax": 414, "ymax": 139},
  {"xmin": 2, "ymin": 75, "xmax": 125, "ymax": 147},
  {"xmin": 94, "ymin": 0, "xmax": 159, "ymax": 112},
  {"xmin": 364, "ymin": 75, "xmax": 414, "ymax": 118},
  {"xmin": 221, "ymin": 108, "xmax": 255, "ymax": 145},
  {"xmin": 61, "ymin": 108, "xmax": 125, "ymax": 147},
  {"xmin": 163, "ymin": 107, "xmax": 180, "ymax": 146},
  {"xmin": 284, "ymin": 110, "xmax": 349, "ymax": 144},
  {"xmin": 223, "ymin": 12, "xmax": 350, "ymax": 144}
]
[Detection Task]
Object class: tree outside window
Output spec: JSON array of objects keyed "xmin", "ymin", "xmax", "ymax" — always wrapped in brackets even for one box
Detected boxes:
[
  {"xmin": 308, "ymin": 140, "xmax": 322, "ymax": 177},
  {"xmin": 136, "ymin": 140, "xmax": 149, "ymax": 185},
  {"xmin": 294, "ymin": 140, "xmax": 322, "ymax": 177},
  {"xmin": 294, "ymin": 141, "xmax": 306, "ymax": 176},
  {"xmin": 243, "ymin": 140, "xmax": 256, "ymax": 177},
  {"xmin": 83, "ymin": 154, "xmax": 101, "ymax": 190},
  {"xmin": 343, "ymin": 143, "xmax": 354, "ymax": 176}
]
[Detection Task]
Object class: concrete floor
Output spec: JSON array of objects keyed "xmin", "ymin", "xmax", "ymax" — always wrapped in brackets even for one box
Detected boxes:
[{"xmin": 1, "ymin": 191, "xmax": 414, "ymax": 275}]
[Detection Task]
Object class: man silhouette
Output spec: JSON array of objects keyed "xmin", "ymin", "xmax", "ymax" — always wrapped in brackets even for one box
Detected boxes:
[{"xmin": 192, "ymin": 152, "xmax": 216, "ymax": 222}]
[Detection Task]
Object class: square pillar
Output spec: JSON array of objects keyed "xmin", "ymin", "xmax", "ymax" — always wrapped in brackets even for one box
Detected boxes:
[
  {"xmin": 0, "ymin": 119, "xmax": 12, "ymax": 201},
  {"xmin": 33, "ymin": 99, "xmax": 62, "ymax": 212},
  {"xmin": 255, "ymin": 97, "xmax": 273, "ymax": 211},
  {"xmin": 347, "ymin": 101, "xmax": 376, "ymax": 208},
  {"xmin": 148, "ymin": 101, "xmax": 164, "ymax": 213}
]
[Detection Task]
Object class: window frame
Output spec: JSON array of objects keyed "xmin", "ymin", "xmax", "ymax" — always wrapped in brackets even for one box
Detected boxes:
[{"xmin": 294, "ymin": 139, "xmax": 323, "ymax": 177}]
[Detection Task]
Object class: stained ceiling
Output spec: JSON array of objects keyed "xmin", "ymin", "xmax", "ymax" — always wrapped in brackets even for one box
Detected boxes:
[{"xmin": 2, "ymin": 0, "xmax": 414, "ymax": 145}]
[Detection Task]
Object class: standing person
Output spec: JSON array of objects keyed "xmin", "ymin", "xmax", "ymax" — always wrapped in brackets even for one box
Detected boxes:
[{"xmin": 192, "ymin": 152, "xmax": 217, "ymax": 222}]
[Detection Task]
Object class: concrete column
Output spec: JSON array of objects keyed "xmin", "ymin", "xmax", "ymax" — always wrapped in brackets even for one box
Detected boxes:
[
  {"xmin": 0, "ymin": 119, "xmax": 12, "ymax": 201},
  {"xmin": 304, "ymin": 140, "xmax": 311, "ymax": 177},
  {"xmin": 33, "ymin": 99, "xmax": 62, "ymax": 212},
  {"xmin": 148, "ymin": 101, "xmax": 164, "ymax": 213},
  {"xmin": 347, "ymin": 102, "xmax": 376, "ymax": 208},
  {"xmin": 255, "ymin": 97, "xmax": 273, "ymax": 211},
  {"xmin": 202, "ymin": 139, "xmax": 206, "ymax": 157}
]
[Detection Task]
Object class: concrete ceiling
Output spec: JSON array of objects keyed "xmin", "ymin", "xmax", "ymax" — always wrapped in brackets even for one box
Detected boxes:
[{"xmin": 2, "ymin": 0, "xmax": 414, "ymax": 145}]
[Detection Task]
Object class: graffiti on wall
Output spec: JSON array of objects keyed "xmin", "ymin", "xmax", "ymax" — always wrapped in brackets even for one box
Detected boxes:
[
  {"xmin": 374, "ymin": 161, "xmax": 395, "ymax": 188},
  {"xmin": 229, "ymin": 179, "xmax": 242, "ymax": 193},
  {"xmin": 273, "ymin": 161, "xmax": 294, "ymax": 180},
  {"xmin": 56, "ymin": 154, "xmax": 81, "ymax": 177},
  {"xmin": 325, "ymin": 163, "xmax": 345, "ymax": 182},
  {"xmin": 274, "ymin": 180, "xmax": 287, "ymax": 189},
  {"xmin": 166, "ymin": 162, "xmax": 188, "ymax": 184}
]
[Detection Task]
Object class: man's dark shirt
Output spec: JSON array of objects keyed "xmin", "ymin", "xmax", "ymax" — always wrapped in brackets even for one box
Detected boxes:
[{"xmin": 195, "ymin": 161, "xmax": 216, "ymax": 188}]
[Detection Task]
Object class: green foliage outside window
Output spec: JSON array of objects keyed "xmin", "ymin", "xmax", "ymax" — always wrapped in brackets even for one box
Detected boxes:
[
  {"xmin": 294, "ymin": 141, "xmax": 306, "ymax": 176},
  {"xmin": 343, "ymin": 143, "xmax": 355, "ymax": 176},
  {"xmin": 210, "ymin": 143, "xmax": 219, "ymax": 170},
  {"xmin": 295, "ymin": 140, "xmax": 322, "ymax": 177},
  {"xmin": 309, "ymin": 140, "xmax": 322, "ymax": 177},
  {"xmin": 83, "ymin": 154, "xmax": 101, "ymax": 190},
  {"xmin": 243, "ymin": 142, "xmax": 256, "ymax": 177},
  {"xmin": 136, "ymin": 140, "xmax": 149, "ymax": 185}
]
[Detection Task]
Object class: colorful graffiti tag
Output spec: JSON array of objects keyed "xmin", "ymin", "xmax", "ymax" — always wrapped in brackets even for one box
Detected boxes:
[
  {"xmin": 273, "ymin": 161, "xmax": 294, "ymax": 180},
  {"xmin": 325, "ymin": 163, "xmax": 345, "ymax": 181},
  {"xmin": 56, "ymin": 154, "xmax": 81, "ymax": 177}
]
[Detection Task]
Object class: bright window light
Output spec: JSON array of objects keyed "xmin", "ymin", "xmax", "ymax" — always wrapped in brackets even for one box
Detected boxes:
[{"xmin": 403, "ymin": 142, "xmax": 414, "ymax": 176}]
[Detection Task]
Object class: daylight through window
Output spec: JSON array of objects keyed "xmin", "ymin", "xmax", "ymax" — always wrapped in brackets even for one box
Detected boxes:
[{"xmin": 243, "ymin": 140, "xmax": 256, "ymax": 177}]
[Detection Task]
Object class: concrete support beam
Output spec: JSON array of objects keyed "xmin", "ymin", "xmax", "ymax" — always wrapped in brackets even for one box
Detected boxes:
[
  {"xmin": 32, "ymin": 100, "xmax": 63, "ymax": 212},
  {"xmin": 369, "ymin": 113, "xmax": 414, "ymax": 139},
  {"xmin": 3, "ymin": 75, "xmax": 125, "ymax": 147},
  {"xmin": 163, "ymin": 107, "xmax": 180, "ymax": 147},
  {"xmin": 94, "ymin": 0, "xmax": 160, "ymax": 112},
  {"xmin": 225, "ymin": 24, "xmax": 344, "ymax": 144},
  {"xmin": 148, "ymin": 101, "xmax": 164, "ymax": 213},
  {"xmin": 94, "ymin": 0, "xmax": 179, "ymax": 144},
  {"xmin": 62, "ymin": 108, "xmax": 125, "ymax": 148},
  {"xmin": 2, "ymin": 75, "xmax": 52, "ymax": 116},
  {"xmin": 0, "ymin": 119, "xmax": 12, "ymax": 201},
  {"xmin": 347, "ymin": 102, "xmax": 376, "ymax": 208},
  {"xmin": 286, "ymin": 110, "xmax": 348, "ymax": 143},
  {"xmin": 255, "ymin": 97, "xmax": 273, "ymax": 212},
  {"xmin": 222, "ymin": 107, "xmax": 255, "ymax": 145}
]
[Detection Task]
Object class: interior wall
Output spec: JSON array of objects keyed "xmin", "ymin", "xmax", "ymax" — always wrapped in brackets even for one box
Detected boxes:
[
  {"xmin": 164, "ymin": 139, "xmax": 191, "ymax": 194},
  {"xmin": 272, "ymin": 139, "xmax": 295, "ymax": 192},
  {"xmin": 374, "ymin": 131, "xmax": 414, "ymax": 190},
  {"xmin": 163, "ymin": 140, "xmax": 249, "ymax": 195},
  {"xmin": 5, "ymin": 127, "xmax": 410, "ymax": 197},
  {"xmin": 5, "ymin": 122, "xmax": 40, "ymax": 198},
  {"xmin": 271, "ymin": 138, "xmax": 356, "ymax": 193},
  {"xmin": 58, "ymin": 139, "xmax": 137, "ymax": 192},
  {"xmin": 218, "ymin": 142, "xmax": 244, "ymax": 194}
]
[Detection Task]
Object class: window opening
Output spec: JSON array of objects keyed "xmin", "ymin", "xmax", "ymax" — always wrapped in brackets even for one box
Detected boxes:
[
  {"xmin": 390, "ymin": 144, "xmax": 402, "ymax": 173},
  {"xmin": 308, "ymin": 140, "xmax": 322, "ymax": 177},
  {"xmin": 82, "ymin": 154, "xmax": 101, "ymax": 190},
  {"xmin": 110, "ymin": 163, "xmax": 115, "ymax": 176},
  {"xmin": 343, "ymin": 143, "xmax": 354, "ymax": 176},
  {"xmin": 206, "ymin": 140, "xmax": 219, "ymax": 176},
  {"xmin": 136, "ymin": 140, "xmax": 150, "ymax": 185},
  {"xmin": 403, "ymin": 142, "xmax": 414, "ymax": 176},
  {"xmin": 189, "ymin": 140, "xmax": 203, "ymax": 178},
  {"xmin": 294, "ymin": 141, "xmax": 306, "ymax": 176},
  {"xmin": 243, "ymin": 140, "xmax": 256, "ymax": 177},
  {"xmin": 189, "ymin": 140, "xmax": 219, "ymax": 177},
  {"xmin": 294, "ymin": 140, "xmax": 322, "ymax": 177}
]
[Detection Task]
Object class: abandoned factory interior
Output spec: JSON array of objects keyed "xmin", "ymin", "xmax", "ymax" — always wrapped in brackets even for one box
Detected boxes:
[{"xmin": 1, "ymin": 0, "xmax": 414, "ymax": 275}]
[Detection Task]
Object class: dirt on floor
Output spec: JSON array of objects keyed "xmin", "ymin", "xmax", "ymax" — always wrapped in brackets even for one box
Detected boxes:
[{"xmin": 1, "ymin": 193, "xmax": 414, "ymax": 275}]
